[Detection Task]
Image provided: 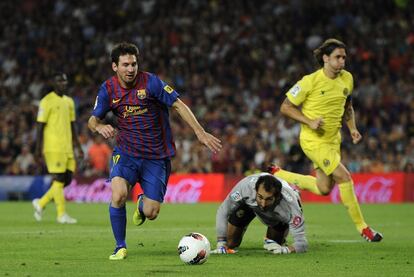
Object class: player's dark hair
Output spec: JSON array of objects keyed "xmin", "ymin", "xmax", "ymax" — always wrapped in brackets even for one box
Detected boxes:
[
  {"xmin": 111, "ymin": 42, "xmax": 139, "ymax": 64},
  {"xmin": 313, "ymin": 38, "xmax": 346, "ymax": 67},
  {"xmin": 255, "ymin": 174, "xmax": 282, "ymax": 196}
]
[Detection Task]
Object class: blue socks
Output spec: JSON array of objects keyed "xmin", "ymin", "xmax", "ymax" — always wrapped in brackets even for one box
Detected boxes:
[{"xmin": 109, "ymin": 204, "xmax": 127, "ymax": 249}]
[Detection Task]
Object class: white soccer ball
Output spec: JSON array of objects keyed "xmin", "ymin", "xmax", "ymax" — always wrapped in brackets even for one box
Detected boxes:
[{"xmin": 177, "ymin": 232, "xmax": 210, "ymax": 265}]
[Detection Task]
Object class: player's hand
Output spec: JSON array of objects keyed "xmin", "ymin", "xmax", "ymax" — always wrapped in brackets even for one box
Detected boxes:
[
  {"xmin": 308, "ymin": 117, "xmax": 324, "ymax": 130},
  {"xmin": 210, "ymin": 246, "xmax": 237, "ymax": 254},
  {"xmin": 267, "ymin": 164, "xmax": 280, "ymax": 175},
  {"xmin": 350, "ymin": 129, "xmax": 362, "ymax": 144},
  {"xmin": 263, "ymin": 238, "xmax": 291, "ymax": 254},
  {"xmin": 196, "ymin": 130, "xmax": 222, "ymax": 154},
  {"xmin": 211, "ymin": 240, "xmax": 237, "ymax": 254},
  {"xmin": 96, "ymin": 124, "xmax": 116, "ymax": 139}
]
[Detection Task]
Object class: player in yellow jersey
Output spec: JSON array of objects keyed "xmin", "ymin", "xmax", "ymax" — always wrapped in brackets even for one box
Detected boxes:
[
  {"xmin": 271, "ymin": 38, "xmax": 382, "ymax": 242},
  {"xmin": 32, "ymin": 72, "xmax": 84, "ymax": 224}
]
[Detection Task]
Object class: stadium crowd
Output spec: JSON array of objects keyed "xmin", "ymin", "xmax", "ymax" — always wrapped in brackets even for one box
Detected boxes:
[{"xmin": 0, "ymin": 0, "xmax": 413, "ymax": 176}]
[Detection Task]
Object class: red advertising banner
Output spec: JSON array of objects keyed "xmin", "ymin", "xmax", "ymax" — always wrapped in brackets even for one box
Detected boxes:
[
  {"xmin": 131, "ymin": 174, "xmax": 225, "ymax": 203},
  {"xmin": 60, "ymin": 172, "xmax": 412, "ymax": 203},
  {"xmin": 299, "ymin": 173, "xmax": 406, "ymax": 203}
]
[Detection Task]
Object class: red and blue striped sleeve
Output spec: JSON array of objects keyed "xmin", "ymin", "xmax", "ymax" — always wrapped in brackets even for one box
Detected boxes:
[
  {"xmin": 92, "ymin": 82, "xmax": 110, "ymax": 119},
  {"xmin": 147, "ymin": 73, "xmax": 179, "ymax": 107}
]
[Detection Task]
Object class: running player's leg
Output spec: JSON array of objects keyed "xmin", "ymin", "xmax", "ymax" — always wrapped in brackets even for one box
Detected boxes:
[
  {"xmin": 315, "ymin": 169, "xmax": 335, "ymax": 195},
  {"xmin": 332, "ymin": 162, "xmax": 382, "ymax": 241},
  {"xmin": 332, "ymin": 164, "xmax": 365, "ymax": 229},
  {"xmin": 108, "ymin": 151, "xmax": 139, "ymax": 260},
  {"xmin": 38, "ymin": 153, "xmax": 66, "ymax": 209},
  {"xmin": 273, "ymin": 168, "xmax": 323, "ymax": 195},
  {"xmin": 135, "ymin": 159, "xmax": 171, "ymax": 223},
  {"xmin": 54, "ymin": 156, "xmax": 77, "ymax": 223}
]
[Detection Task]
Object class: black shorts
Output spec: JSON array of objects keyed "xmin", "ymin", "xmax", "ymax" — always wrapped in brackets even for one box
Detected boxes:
[
  {"xmin": 228, "ymin": 203, "xmax": 256, "ymax": 228},
  {"xmin": 228, "ymin": 203, "xmax": 289, "ymax": 244}
]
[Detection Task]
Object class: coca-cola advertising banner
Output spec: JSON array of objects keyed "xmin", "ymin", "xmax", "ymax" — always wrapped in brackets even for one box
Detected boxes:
[
  {"xmin": 299, "ymin": 173, "xmax": 406, "ymax": 203},
  {"xmin": 131, "ymin": 174, "xmax": 225, "ymax": 203},
  {"xmin": 56, "ymin": 172, "xmax": 411, "ymax": 203}
]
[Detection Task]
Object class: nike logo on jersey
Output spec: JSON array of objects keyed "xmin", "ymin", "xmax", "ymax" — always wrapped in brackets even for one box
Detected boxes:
[{"xmin": 112, "ymin": 98, "xmax": 121, "ymax": 104}]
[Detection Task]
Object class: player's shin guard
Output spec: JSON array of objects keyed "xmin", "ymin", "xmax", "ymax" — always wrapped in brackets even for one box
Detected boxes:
[
  {"xmin": 109, "ymin": 205, "xmax": 127, "ymax": 249},
  {"xmin": 338, "ymin": 181, "xmax": 367, "ymax": 232},
  {"xmin": 275, "ymin": 169, "xmax": 322, "ymax": 195},
  {"xmin": 52, "ymin": 180, "xmax": 66, "ymax": 217}
]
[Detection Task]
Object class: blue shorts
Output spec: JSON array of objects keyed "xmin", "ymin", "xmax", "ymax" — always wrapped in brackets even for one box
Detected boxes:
[{"xmin": 109, "ymin": 148, "xmax": 171, "ymax": 202}]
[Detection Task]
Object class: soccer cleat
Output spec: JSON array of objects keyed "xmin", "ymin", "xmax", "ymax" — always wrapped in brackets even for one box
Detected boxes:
[
  {"xmin": 109, "ymin": 247, "xmax": 127, "ymax": 260},
  {"xmin": 32, "ymin": 198, "xmax": 43, "ymax": 221},
  {"xmin": 267, "ymin": 164, "xmax": 281, "ymax": 175},
  {"xmin": 132, "ymin": 194, "xmax": 146, "ymax": 226},
  {"xmin": 57, "ymin": 213, "xmax": 78, "ymax": 224},
  {"xmin": 361, "ymin": 226, "xmax": 383, "ymax": 242}
]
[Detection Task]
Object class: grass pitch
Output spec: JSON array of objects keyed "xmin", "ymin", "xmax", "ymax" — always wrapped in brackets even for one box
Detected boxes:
[{"xmin": 0, "ymin": 202, "xmax": 413, "ymax": 276}]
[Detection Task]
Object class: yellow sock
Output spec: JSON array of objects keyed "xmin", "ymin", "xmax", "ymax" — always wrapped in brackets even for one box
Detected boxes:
[
  {"xmin": 338, "ymin": 181, "xmax": 368, "ymax": 232},
  {"xmin": 39, "ymin": 187, "xmax": 55, "ymax": 208},
  {"xmin": 275, "ymin": 169, "xmax": 322, "ymax": 195},
  {"xmin": 51, "ymin": 180, "xmax": 66, "ymax": 218}
]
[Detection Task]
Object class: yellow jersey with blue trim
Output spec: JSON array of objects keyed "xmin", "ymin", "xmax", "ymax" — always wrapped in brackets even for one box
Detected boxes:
[
  {"xmin": 37, "ymin": 91, "xmax": 75, "ymax": 154},
  {"xmin": 286, "ymin": 69, "xmax": 353, "ymax": 143}
]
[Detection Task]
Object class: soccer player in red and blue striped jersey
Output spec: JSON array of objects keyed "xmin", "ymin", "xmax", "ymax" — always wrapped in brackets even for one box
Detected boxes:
[{"xmin": 88, "ymin": 42, "xmax": 221, "ymax": 260}]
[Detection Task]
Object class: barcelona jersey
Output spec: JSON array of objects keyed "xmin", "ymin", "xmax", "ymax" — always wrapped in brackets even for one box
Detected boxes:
[{"xmin": 92, "ymin": 71, "xmax": 179, "ymax": 159}]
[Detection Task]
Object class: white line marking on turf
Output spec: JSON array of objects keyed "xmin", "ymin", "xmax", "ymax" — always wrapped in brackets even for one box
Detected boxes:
[{"xmin": 328, "ymin": 240, "xmax": 363, "ymax": 243}]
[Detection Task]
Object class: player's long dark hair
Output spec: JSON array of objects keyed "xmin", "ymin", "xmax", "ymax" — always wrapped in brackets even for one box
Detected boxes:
[
  {"xmin": 255, "ymin": 175, "xmax": 282, "ymax": 196},
  {"xmin": 313, "ymin": 38, "xmax": 346, "ymax": 67},
  {"xmin": 111, "ymin": 42, "xmax": 139, "ymax": 65}
]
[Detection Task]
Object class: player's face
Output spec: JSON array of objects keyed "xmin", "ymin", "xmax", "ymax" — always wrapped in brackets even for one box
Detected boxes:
[
  {"xmin": 256, "ymin": 185, "xmax": 277, "ymax": 211},
  {"xmin": 54, "ymin": 74, "xmax": 68, "ymax": 94},
  {"xmin": 323, "ymin": 48, "xmax": 346, "ymax": 76},
  {"xmin": 113, "ymin": 54, "xmax": 138, "ymax": 88}
]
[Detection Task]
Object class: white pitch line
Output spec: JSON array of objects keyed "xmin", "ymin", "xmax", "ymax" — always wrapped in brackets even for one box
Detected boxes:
[{"xmin": 327, "ymin": 240, "xmax": 363, "ymax": 243}]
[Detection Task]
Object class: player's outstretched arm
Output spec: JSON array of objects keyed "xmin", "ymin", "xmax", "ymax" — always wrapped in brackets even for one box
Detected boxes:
[
  {"xmin": 343, "ymin": 98, "xmax": 362, "ymax": 144},
  {"xmin": 88, "ymin": 116, "xmax": 116, "ymax": 139},
  {"xmin": 172, "ymin": 99, "xmax": 222, "ymax": 153}
]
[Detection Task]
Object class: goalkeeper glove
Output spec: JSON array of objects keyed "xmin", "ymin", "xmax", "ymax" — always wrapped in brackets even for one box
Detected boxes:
[
  {"xmin": 211, "ymin": 239, "xmax": 237, "ymax": 254},
  {"xmin": 263, "ymin": 238, "xmax": 291, "ymax": 255}
]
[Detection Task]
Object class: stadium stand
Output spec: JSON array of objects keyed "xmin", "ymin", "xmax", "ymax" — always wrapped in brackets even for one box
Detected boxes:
[{"xmin": 0, "ymin": 0, "xmax": 413, "ymax": 176}]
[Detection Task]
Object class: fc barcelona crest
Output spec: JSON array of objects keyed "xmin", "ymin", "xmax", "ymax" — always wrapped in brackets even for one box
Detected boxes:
[{"xmin": 137, "ymin": 89, "xmax": 146, "ymax": 99}]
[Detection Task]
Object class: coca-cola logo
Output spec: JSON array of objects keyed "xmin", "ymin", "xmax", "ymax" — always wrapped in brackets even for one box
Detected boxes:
[
  {"xmin": 164, "ymin": 178, "xmax": 205, "ymax": 203},
  {"xmin": 331, "ymin": 177, "xmax": 394, "ymax": 203},
  {"xmin": 64, "ymin": 178, "xmax": 112, "ymax": 202}
]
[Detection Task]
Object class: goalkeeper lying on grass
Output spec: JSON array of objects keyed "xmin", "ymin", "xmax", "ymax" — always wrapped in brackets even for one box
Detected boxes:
[{"xmin": 212, "ymin": 173, "xmax": 308, "ymax": 255}]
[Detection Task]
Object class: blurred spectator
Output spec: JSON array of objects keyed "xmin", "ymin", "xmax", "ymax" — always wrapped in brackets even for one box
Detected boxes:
[
  {"xmin": 12, "ymin": 144, "xmax": 35, "ymax": 175},
  {"xmin": 87, "ymin": 135, "xmax": 112, "ymax": 176},
  {"xmin": 0, "ymin": 138, "xmax": 15, "ymax": 174},
  {"xmin": 0, "ymin": 0, "xmax": 413, "ymax": 175}
]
